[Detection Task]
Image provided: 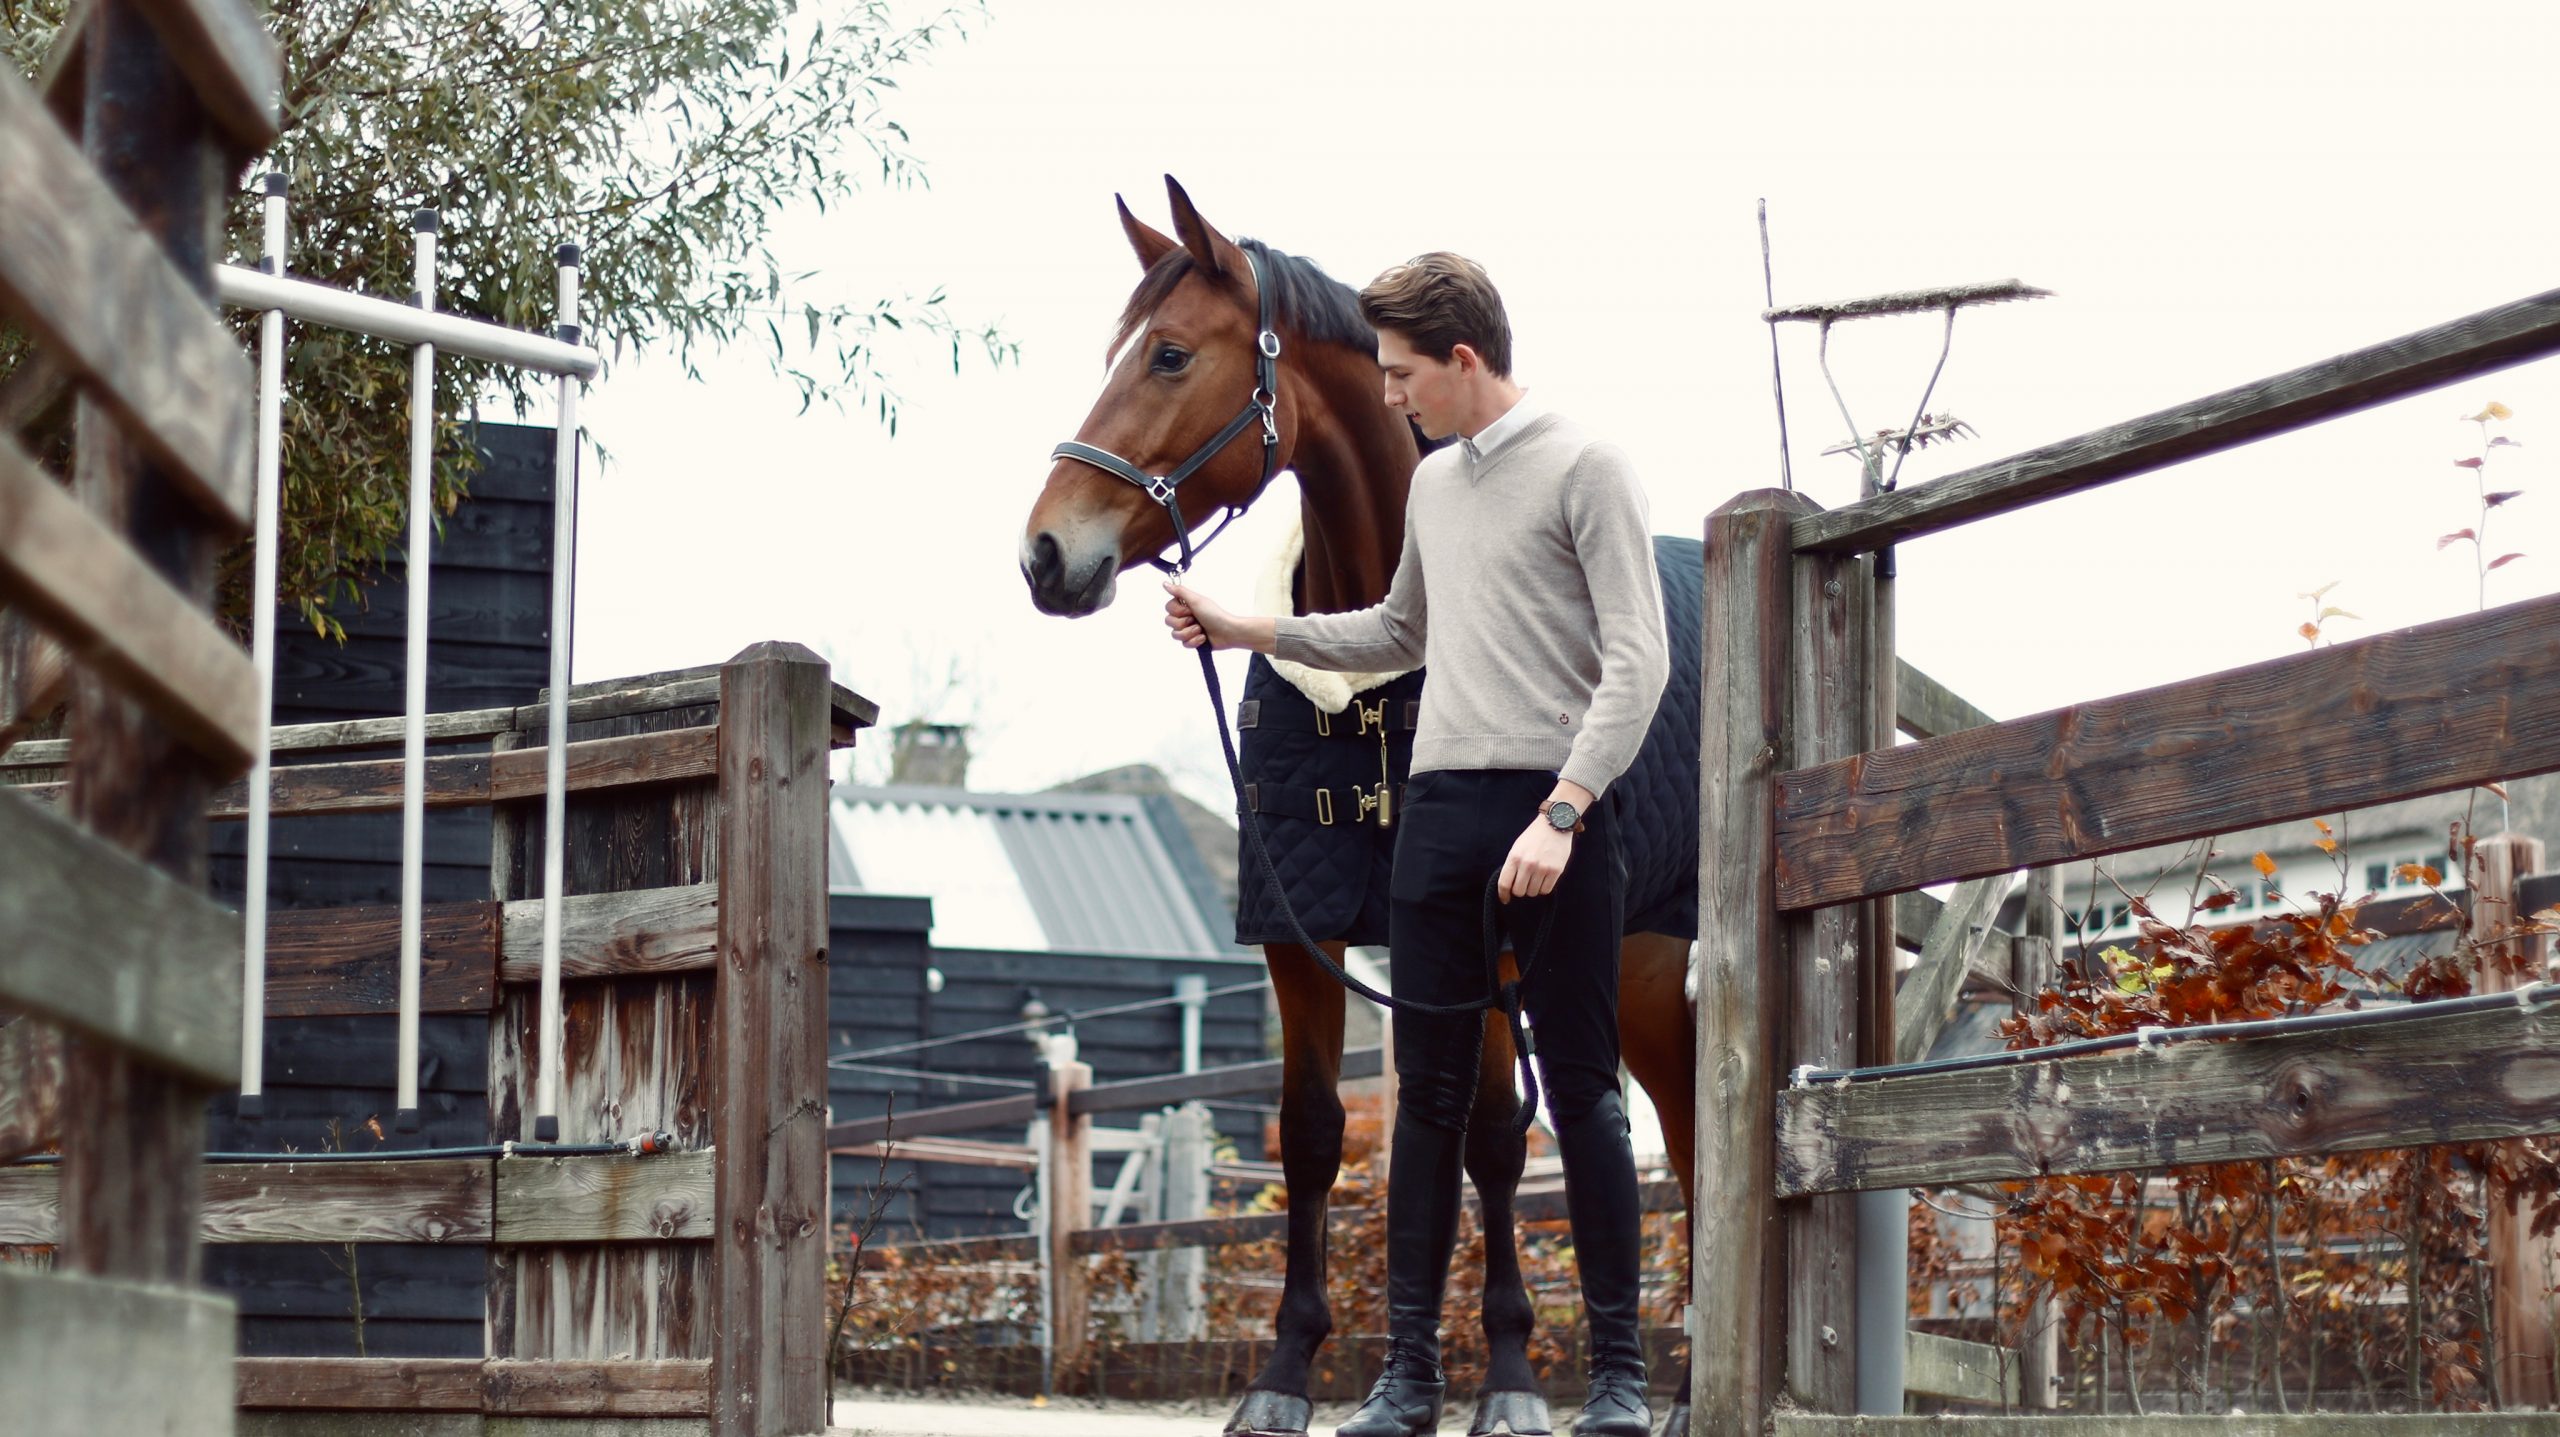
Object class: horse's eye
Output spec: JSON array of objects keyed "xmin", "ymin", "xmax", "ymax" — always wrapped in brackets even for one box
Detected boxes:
[{"xmin": 1151, "ymin": 345, "xmax": 1190, "ymax": 374}]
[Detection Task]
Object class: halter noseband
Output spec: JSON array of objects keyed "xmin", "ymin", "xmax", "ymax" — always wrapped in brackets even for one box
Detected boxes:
[{"xmin": 1050, "ymin": 249, "xmax": 1283, "ymax": 578}]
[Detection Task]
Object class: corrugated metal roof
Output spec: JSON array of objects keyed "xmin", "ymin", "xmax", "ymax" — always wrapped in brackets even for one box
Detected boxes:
[{"xmin": 830, "ymin": 784, "xmax": 1228, "ymax": 959}]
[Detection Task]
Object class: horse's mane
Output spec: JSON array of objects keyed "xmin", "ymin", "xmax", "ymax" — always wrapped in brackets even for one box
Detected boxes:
[
  {"xmin": 1110, "ymin": 238, "xmax": 1453, "ymax": 460},
  {"xmin": 1111, "ymin": 238, "xmax": 1375, "ymax": 362}
]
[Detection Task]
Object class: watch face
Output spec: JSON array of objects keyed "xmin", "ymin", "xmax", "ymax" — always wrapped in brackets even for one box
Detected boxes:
[{"xmin": 1546, "ymin": 801, "xmax": 1578, "ymax": 831}]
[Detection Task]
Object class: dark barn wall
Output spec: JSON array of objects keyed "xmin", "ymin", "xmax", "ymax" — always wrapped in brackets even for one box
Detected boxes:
[
  {"xmin": 827, "ymin": 907, "xmax": 1273, "ymax": 1240},
  {"xmin": 201, "ymin": 421, "xmax": 557, "ymax": 1358}
]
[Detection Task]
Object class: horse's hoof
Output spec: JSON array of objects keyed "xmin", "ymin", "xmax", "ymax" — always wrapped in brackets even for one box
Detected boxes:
[
  {"xmin": 1225, "ymin": 1388, "xmax": 1314, "ymax": 1436},
  {"xmin": 1654, "ymin": 1399, "xmax": 1690, "ymax": 1436},
  {"xmin": 1467, "ymin": 1390, "xmax": 1554, "ymax": 1435}
]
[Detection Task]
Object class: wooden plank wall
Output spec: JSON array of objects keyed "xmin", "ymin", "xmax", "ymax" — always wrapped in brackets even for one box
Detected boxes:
[
  {"xmin": 194, "ymin": 423, "xmax": 558, "ymax": 1361},
  {"xmin": 486, "ymin": 686, "xmax": 720, "ymax": 1368}
]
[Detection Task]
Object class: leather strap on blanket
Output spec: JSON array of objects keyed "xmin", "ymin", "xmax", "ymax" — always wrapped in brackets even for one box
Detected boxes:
[
  {"xmin": 1243, "ymin": 781, "xmax": 1405, "ymax": 829},
  {"xmin": 1236, "ymin": 697, "xmax": 1422, "ymax": 737}
]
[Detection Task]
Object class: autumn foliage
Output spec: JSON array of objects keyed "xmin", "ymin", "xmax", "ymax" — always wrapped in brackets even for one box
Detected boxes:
[{"xmin": 1912, "ymin": 827, "xmax": 2560, "ymax": 1412}]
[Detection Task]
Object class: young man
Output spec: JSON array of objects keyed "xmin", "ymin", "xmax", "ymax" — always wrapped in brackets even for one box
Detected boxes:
[{"xmin": 1166, "ymin": 253, "xmax": 1668, "ymax": 1437}]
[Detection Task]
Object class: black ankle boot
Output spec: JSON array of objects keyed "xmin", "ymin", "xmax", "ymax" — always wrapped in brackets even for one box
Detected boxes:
[
  {"xmin": 1338, "ymin": 1336, "xmax": 1447, "ymax": 1437},
  {"xmin": 1554, "ymin": 1092, "xmax": 1649, "ymax": 1437},
  {"xmin": 1569, "ymin": 1360, "xmax": 1649, "ymax": 1437},
  {"xmin": 1338, "ymin": 1112, "xmax": 1469, "ymax": 1437}
]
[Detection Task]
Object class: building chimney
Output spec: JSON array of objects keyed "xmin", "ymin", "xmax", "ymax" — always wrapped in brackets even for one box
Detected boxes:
[{"xmin": 890, "ymin": 721, "xmax": 971, "ymax": 787}]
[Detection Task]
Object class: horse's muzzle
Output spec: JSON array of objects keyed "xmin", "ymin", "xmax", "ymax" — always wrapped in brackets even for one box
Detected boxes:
[{"xmin": 1022, "ymin": 530, "xmax": 1118, "ymax": 617}]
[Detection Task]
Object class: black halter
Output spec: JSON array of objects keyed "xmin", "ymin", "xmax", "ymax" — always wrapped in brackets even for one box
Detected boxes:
[{"xmin": 1050, "ymin": 249, "xmax": 1283, "ymax": 577}]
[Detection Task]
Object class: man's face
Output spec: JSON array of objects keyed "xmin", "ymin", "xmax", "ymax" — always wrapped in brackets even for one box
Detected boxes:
[{"xmin": 1376, "ymin": 328, "xmax": 1463, "ymax": 441}]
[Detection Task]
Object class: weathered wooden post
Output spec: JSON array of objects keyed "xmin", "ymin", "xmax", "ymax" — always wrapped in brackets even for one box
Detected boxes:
[
  {"xmin": 1694, "ymin": 489, "xmax": 1816, "ymax": 1435},
  {"xmin": 2479, "ymin": 833, "xmax": 2554, "ymax": 1408},
  {"xmin": 1046, "ymin": 1048, "xmax": 1096, "ymax": 1386},
  {"xmin": 58, "ymin": 0, "xmax": 234, "ymax": 1298},
  {"xmin": 714, "ymin": 641, "xmax": 834, "ymax": 1436},
  {"xmin": 2016, "ymin": 869, "xmax": 2063, "ymax": 1410},
  {"xmin": 1784, "ymin": 514, "xmax": 1874, "ymax": 1416},
  {"xmin": 1158, "ymin": 1100, "xmax": 1211, "ymax": 1341}
]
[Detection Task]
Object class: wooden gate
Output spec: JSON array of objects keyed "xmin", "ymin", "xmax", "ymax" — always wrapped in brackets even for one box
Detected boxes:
[{"xmin": 1694, "ymin": 286, "xmax": 2560, "ymax": 1434}]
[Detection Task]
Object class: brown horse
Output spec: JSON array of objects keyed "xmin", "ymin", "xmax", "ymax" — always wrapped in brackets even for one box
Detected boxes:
[{"xmin": 1021, "ymin": 177, "xmax": 1698, "ymax": 1437}]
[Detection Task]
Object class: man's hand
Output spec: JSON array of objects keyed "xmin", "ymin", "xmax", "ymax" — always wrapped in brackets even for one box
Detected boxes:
[
  {"xmin": 1497, "ymin": 819, "xmax": 1572, "ymax": 903},
  {"xmin": 1163, "ymin": 581, "xmax": 1276, "ymax": 654}
]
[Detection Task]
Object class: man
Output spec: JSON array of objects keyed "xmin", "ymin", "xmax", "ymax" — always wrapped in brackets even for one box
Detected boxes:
[{"xmin": 1166, "ymin": 252, "xmax": 1668, "ymax": 1437}]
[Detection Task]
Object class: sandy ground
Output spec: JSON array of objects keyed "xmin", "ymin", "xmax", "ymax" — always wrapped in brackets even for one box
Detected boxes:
[
  {"xmin": 827, "ymin": 1389, "xmax": 1621, "ymax": 1436},
  {"xmin": 829, "ymin": 1390, "xmax": 1291, "ymax": 1436}
]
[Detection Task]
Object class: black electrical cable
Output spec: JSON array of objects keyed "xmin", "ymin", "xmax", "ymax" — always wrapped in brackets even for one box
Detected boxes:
[{"xmin": 1793, "ymin": 982, "xmax": 2560, "ymax": 1087}]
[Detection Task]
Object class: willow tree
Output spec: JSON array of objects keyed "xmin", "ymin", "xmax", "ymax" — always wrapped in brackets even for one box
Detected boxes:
[{"xmin": 2, "ymin": 0, "xmax": 1008, "ymax": 635}]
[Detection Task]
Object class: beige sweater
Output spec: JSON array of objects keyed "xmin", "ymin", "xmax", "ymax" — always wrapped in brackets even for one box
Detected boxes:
[{"xmin": 1272, "ymin": 411, "xmax": 1668, "ymax": 799}]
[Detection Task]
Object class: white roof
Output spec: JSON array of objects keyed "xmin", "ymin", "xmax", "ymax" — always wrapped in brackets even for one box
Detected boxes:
[{"xmin": 829, "ymin": 785, "xmax": 1227, "ymax": 958}]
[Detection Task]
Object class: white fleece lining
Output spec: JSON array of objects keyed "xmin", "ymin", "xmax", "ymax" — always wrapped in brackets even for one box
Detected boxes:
[{"xmin": 1256, "ymin": 513, "xmax": 1414, "ymax": 714}]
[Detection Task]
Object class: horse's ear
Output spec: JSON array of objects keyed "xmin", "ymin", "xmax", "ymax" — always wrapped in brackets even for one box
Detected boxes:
[
  {"xmin": 1164, "ymin": 175, "xmax": 1234, "ymax": 279},
  {"xmin": 1118, "ymin": 194, "xmax": 1178, "ymax": 271}
]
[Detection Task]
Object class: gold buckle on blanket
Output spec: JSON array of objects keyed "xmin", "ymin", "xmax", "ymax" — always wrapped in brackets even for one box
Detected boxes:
[
  {"xmin": 1314, "ymin": 708, "xmax": 1331, "ymax": 738},
  {"xmin": 1357, "ymin": 700, "xmax": 1386, "ymax": 736},
  {"xmin": 1356, "ymin": 782, "xmax": 1393, "ymax": 829},
  {"xmin": 1315, "ymin": 788, "xmax": 1335, "ymax": 825}
]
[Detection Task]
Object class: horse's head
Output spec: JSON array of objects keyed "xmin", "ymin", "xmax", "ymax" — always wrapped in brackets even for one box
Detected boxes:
[{"xmin": 1022, "ymin": 177, "xmax": 1292, "ymax": 617}]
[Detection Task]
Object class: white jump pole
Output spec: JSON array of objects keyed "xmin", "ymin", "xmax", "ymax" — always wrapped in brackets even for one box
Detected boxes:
[
  {"xmin": 239, "ymin": 171, "xmax": 289, "ymax": 1119},
  {"xmin": 533, "ymin": 242, "xmax": 582, "ymax": 1143},
  {"xmin": 395, "ymin": 206, "xmax": 438, "ymax": 1134}
]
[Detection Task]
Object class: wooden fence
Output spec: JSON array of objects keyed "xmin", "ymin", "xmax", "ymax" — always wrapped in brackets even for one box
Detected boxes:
[
  {"xmin": 6, "ymin": 653, "xmax": 872, "ymax": 1436},
  {"xmin": 1696, "ymin": 282, "xmax": 2560, "ymax": 1435},
  {"xmin": 0, "ymin": 6, "xmax": 881, "ymax": 1433},
  {"xmin": 828, "ymin": 1040, "xmax": 1695, "ymax": 1395},
  {"xmin": 0, "ymin": 0, "xmax": 276, "ymax": 1430}
]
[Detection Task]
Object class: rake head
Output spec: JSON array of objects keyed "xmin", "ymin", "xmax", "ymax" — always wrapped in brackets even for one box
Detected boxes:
[{"xmin": 1765, "ymin": 279, "xmax": 2051, "ymax": 325}]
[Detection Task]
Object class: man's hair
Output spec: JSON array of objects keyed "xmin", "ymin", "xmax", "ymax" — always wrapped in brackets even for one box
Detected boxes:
[{"xmin": 1358, "ymin": 252, "xmax": 1513, "ymax": 377}]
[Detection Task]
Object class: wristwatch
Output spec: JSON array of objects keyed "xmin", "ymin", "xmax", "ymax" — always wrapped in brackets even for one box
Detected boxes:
[{"xmin": 1543, "ymin": 799, "xmax": 1584, "ymax": 834}]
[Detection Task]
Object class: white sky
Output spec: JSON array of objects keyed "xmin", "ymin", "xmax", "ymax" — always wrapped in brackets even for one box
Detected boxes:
[{"xmin": 572, "ymin": 0, "xmax": 2560, "ymax": 806}]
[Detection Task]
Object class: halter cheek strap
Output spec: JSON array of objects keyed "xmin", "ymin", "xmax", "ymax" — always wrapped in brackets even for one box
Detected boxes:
[{"xmin": 1049, "ymin": 249, "xmax": 1284, "ymax": 577}]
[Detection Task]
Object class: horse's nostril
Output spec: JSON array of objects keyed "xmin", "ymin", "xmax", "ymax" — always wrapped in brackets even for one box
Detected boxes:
[{"xmin": 1029, "ymin": 532, "xmax": 1063, "ymax": 586}]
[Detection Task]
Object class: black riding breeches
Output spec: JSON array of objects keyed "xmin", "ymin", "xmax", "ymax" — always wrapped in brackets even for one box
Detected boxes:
[{"xmin": 1385, "ymin": 768, "xmax": 1627, "ymax": 1134}]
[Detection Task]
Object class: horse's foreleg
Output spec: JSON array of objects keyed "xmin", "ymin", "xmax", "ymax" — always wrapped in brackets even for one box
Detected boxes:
[
  {"xmin": 1228, "ymin": 941, "xmax": 1350, "ymax": 1436},
  {"xmin": 1618, "ymin": 931, "xmax": 1699, "ymax": 1425},
  {"xmin": 1464, "ymin": 1004, "xmax": 1551, "ymax": 1434}
]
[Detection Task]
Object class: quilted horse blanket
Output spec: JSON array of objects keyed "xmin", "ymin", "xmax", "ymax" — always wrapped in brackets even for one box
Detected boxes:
[{"xmin": 1235, "ymin": 533, "xmax": 1705, "ymax": 946}]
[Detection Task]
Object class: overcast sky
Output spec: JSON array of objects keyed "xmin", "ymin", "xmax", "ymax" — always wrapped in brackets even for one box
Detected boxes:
[{"xmin": 570, "ymin": 0, "xmax": 2560, "ymax": 806}]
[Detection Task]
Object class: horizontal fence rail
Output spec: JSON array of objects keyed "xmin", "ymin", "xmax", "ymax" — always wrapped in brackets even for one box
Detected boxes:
[
  {"xmin": 236, "ymin": 1357, "xmax": 709, "ymax": 1417},
  {"xmin": 1792, "ymin": 285, "xmax": 2560, "ymax": 556},
  {"xmin": 10, "ymin": 724, "xmax": 719, "ymax": 817},
  {"xmin": 0, "ymin": 1151, "xmax": 715, "ymax": 1244},
  {"xmin": 1775, "ymin": 591, "xmax": 2560, "ymax": 910},
  {"xmin": 0, "ymin": 67, "xmax": 254, "ymax": 525},
  {"xmin": 0, "ymin": 787, "xmax": 241, "ymax": 1086},
  {"xmin": 0, "ymin": 436, "xmax": 260, "ymax": 770},
  {"xmin": 1777, "ymin": 991, "xmax": 2560, "ymax": 1196}
]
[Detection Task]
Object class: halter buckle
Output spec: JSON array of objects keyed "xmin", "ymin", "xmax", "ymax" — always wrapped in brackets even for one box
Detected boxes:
[
  {"xmin": 1145, "ymin": 476, "xmax": 1177, "ymax": 505},
  {"xmin": 1258, "ymin": 330, "xmax": 1281, "ymax": 359}
]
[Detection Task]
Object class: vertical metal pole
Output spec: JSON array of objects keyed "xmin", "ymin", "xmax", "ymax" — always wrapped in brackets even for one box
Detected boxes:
[
  {"xmin": 239, "ymin": 171, "xmax": 288, "ymax": 1118},
  {"xmin": 1855, "ymin": 445, "xmax": 1907, "ymax": 1413},
  {"xmin": 395, "ymin": 206, "xmax": 438, "ymax": 1133},
  {"xmin": 1174, "ymin": 973, "xmax": 1205, "ymax": 1075},
  {"xmin": 534, "ymin": 243, "xmax": 582, "ymax": 1142}
]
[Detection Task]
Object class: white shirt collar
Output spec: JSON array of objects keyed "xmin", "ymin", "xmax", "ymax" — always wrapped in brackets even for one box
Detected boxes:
[{"xmin": 1462, "ymin": 390, "xmax": 1542, "ymax": 468}]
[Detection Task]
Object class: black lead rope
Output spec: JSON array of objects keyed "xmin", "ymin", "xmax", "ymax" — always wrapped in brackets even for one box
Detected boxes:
[
  {"xmin": 1053, "ymin": 249, "xmax": 1555, "ymax": 1133},
  {"xmin": 1195, "ymin": 636, "xmax": 1559, "ymax": 1135}
]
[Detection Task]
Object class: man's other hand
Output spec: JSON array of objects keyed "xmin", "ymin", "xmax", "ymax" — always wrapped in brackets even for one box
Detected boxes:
[{"xmin": 1497, "ymin": 819, "xmax": 1572, "ymax": 903}]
